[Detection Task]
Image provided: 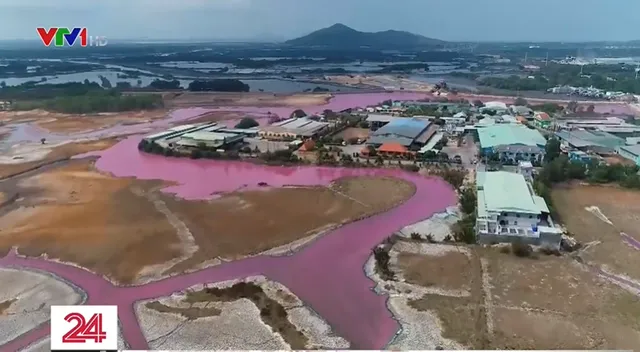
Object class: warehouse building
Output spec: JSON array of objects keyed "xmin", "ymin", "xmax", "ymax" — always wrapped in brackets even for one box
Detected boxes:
[
  {"xmin": 476, "ymin": 171, "xmax": 562, "ymax": 247},
  {"xmin": 617, "ymin": 144, "xmax": 640, "ymax": 166},
  {"xmin": 477, "ymin": 124, "xmax": 547, "ymax": 163},
  {"xmin": 258, "ymin": 118, "xmax": 329, "ymax": 140},
  {"xmin": 366, "ymin": 117, "xmax": 435, "ymax": 153},
  {"xmin": 555, "ymin": 130, "xmax": 626, "ymax": 155}
]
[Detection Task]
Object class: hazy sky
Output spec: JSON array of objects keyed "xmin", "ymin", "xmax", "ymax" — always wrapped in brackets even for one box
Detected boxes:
[{"xmin": 1, "ymin": 0, "xmax": 638, "ymax": 42}]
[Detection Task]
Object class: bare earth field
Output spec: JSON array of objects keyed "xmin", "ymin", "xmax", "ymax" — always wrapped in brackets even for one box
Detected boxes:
[
  {"xmin": 0, "ymin": 161, "xmax": 181, "ymax": 283},
  {"xmin": 167, "ymin": 92, "xmax": 331, "ymax": 108},
  {"xmin": 552, "ymin": 185, "xmax": 640, "ymax": 280},
  {"xmin": 0, "ymin": 161, "xmax": 415, "ymax": 283},
  {"xmin": 371, "ymin": 239, "xmax": 640, "ymax": 350},
  {"xmin": 485, "ymin": 250, "xmax": 640, "ymax": 350},
  {"xmin": 0, "ymin": 109, "xmax": 167, "ymax": 134},
  {"xmin": 322, "ymin": 75, "xmax": 433, "ymax": 91},
  {"xmin": 163, "ymin": 176, "xmax": 416, "ymax": 273},
  {"xmin": 0, "ymin": 139, "xmax": 119, "ymax": 179},
  {"xmin": 334, "ymin": 127, "xmax": 370, "ymax": 141}
]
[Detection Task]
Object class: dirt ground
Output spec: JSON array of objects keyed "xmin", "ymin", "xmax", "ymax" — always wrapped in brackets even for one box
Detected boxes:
[
  {"xmin": 167, "ymin": 92, "xmax": 331, "ymax": 108},
  {"xmin": 165, "ymin": 176, "xmax": 416, "ymax": 273},
  {"xmin": 334, "ymin": 127, "xmax": 370, "ymax": 141},
  {"xmin": 397, "ymin": 251, "xmax": 472, "ymax": 291},
  {"xmin": 323, "ymin": 75, "xmax": 433, "ymax": 91},
  {"xmin": 0, "ymin": 109, "xmax": 167, "ymax": 133},
  {"xmin": 0, "ymin": 138, "xmax": 119, "ymax": 179},
  {"xmin": 485, "ymin": 249, "xmax": 640, "ymax": 350},
  {"xmin": 400, "ymin": 244, "xmax": 640, "ymax": 350},
  {"xmin": 0, "ymin": 161, "xmax": 181, "ymax": 283},
  {"xmin": 407, "ymin": 247, "xmax": 488, "ymax": 349},
  {"xmin": 552, "ymin": 185, "xmax": 640, "ymax": 280},
  {"xmin": 0, "ymin": 299, "xmax": 14, "ymax": 315},
  {"xmin": 0, "ymin": 164, "xmax": 415, "ymax": 282}
]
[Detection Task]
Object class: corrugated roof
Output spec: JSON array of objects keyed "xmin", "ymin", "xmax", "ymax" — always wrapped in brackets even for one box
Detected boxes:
[
  {"xmin": 477, "ymin": 171, "xmax": 542, "ymax": 214},
  {"xmin": 478, "ymin": 124, "xmax": 546, "ymax": 149},
  {"xmin": 372, "ymin": 118, "xmax": 430, "ymax": 139},
  {"xmin": 555, "ymin": 130, "xmax": 625, "ymax": 149},
  {"xmin": 378, "ymin": 143, "xmax": 408, "ymax": 153},
  {"xmin": 366, "ymin": 114, "xmax": 396, "ymax": 123},
  {"xmin": 620, "ymin": 144, "xmax": 640, "ymax": 157}
]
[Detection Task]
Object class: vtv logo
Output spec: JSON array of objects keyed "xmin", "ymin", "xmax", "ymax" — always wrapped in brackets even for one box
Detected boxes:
[{"xmin": 36, "ymin": 27, "xmax": 108, "ymax": 47}]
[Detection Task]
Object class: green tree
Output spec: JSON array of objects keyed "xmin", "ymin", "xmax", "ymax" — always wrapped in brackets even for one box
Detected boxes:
[
  {"xmin": 544, "ymin": 137, "xmax": 561, "ymax": 163},
  {"xmin": 235, "ymin": 117, "xmax": 259, "ymax": 129},
  {"xmin": 0, "ymin": 81, "xmax": 6, "ymax": 88},
  {"xmin": 473, "ymin": 99, "xmax": 484, "ymax": 107},
  {"xmin": 566, "ymin": 100, "xmax": 579, "ymax": 113},
  {"xmin": 290, "ymin": 109, "xmax": 306, "ymax": 118},
  {"xmin": 514, "ymin": 97, "xmax": 528, "ymax": 106}
]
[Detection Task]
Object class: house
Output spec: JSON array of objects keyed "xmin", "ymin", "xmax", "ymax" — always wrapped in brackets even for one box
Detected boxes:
[
  {"xmin": 377, "ymin": 142, "xmax": 414, "ymax": 158},
  {"xmin": 510, "ymin": 105, "xmax": 533, "ymax": 116},
  {"xmin": 533, "ymin": 112, "xmax": 551, "ymax": 129},
  {"xmin": 477, "ymin": 124, "xmax": 547, "ymax": 163},
  {"xmin": 476, "ymin": 171, "xmax": 562, "ymax": 247},
  {"xmin": 297, "ymin": 139, "xmax": 316, "ymax": 152},
  {"xmin": 617, "ymin": 144, "xmax": 640, "ymax": 166}
]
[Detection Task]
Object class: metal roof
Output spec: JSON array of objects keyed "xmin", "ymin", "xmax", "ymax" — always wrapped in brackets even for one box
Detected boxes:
[
  {"xmin": 477, "ymin": 171, "xmax": 544, "ymax": 214},
  {"xmin": 555, "ymin": 130, "xmax": 625, "ymax": 149},
  {"xmin": 372, "ymin": 118, "xmax": 430, "ymax": 139},
  {"xmin": 477, "ymin": 124, "xmax": 546, "ymax": 149},
  {"xmin": 619, "ymin": 144, "xmax": 640, "ymax": 157},
  {"xmin": 366, "ymin": 114, "xmax": 396, "ymax": 123},
  {"xmin": 182, "ymin": 131, "xmax": 238, "ymax": 141}
]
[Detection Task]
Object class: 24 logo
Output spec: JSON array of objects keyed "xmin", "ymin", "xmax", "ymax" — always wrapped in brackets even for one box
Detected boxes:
[{"xmin": 50, "ymin": 305, "xmax": 118, "ymax": 351}]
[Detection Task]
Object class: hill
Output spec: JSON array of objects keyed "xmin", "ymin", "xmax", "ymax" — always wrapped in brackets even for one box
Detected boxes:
[{"xmin": 285, "ymin": 23, "xmax": 446, "ymax": 48}]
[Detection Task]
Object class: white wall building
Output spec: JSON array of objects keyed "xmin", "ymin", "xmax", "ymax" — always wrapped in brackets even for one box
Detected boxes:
[{"xmin": 476, "ymin": 171, "xmax": 562, "ymax": 247}]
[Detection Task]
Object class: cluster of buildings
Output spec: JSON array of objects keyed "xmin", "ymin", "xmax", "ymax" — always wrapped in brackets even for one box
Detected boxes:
[{"xmin": 550, "ymin": 116, "xmax": 640, "ymax": 166}]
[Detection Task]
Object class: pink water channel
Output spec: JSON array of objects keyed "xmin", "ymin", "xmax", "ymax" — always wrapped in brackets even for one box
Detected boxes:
[{"xmin": 1, "ymin": 92, "xmax": 457, "ymax": 350}]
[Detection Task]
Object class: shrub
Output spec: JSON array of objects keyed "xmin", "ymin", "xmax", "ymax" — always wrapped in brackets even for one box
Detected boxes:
[
  {"xmin": 410, "ymin": 232, "xmax": 422, "ymax": 240},
  {"xmin": 426, "ymin": 234, "xmax": 436, "ymax": 243},
  {"xmin": 443, "ymin": 234, "xmax": 453, "ymax": 242},
  {"xmin": 511, "ymin": 241, "xmax": 533, "ymax": 257},
  {"xmin": 190, "ymin": 149, "xmax": 202, "ymax": 159},
  {"xmin": 372, "ymin": 246, "xmax": 394, "ymax": 280},
  {"xmin": 499, "ymin": 246, "xmax": 511, "ymax": 254}
]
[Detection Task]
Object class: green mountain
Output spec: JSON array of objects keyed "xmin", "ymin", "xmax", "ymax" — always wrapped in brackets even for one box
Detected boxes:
[{"xmin": 285, "ymin": 23, "xmax": 446, "ymax": 48}]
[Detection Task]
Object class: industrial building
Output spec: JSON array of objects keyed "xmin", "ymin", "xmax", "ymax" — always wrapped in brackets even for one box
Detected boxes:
[
  {"xmin": 365, "ymin": 114, "xmax": 397, "ymax": 130},
  {"xmin": 476, "ymin": 171, "xmax": 562, "ymax": 247},
  {"xmin": 143, "ymin": 123, "xmax": 253, "ymax": 151},
  {"xmin": 555, "ymin": 130, "xmax": 626, "ymax": 154},
  {"xmin": 617, "ymin": 144, "xmax": 640, "ymax": 166},
  {"xmin": 477, "ymin": 124, "xmax": 547, "ymax": 162},
  {"xmin": 258, "ymin": 118, "xmax": 329, "ymax": 140},
  {"xmin": 366, "ymin": 117, "xmax": 435, "ymax": 153}
]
